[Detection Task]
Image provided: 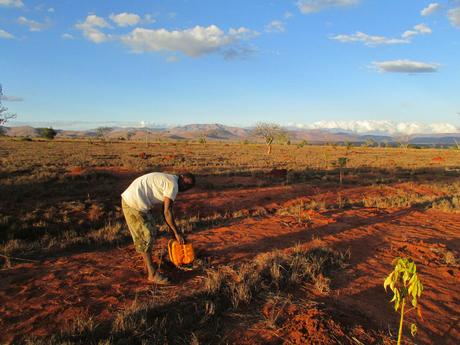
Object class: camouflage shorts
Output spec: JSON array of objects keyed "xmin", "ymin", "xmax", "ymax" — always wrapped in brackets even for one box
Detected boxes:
[{"xmin": 121, "ymin": 199, "xmax": 157, "ymax": 253}]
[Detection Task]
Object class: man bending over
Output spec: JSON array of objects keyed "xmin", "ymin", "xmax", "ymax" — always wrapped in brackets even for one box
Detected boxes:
[{"xmin": 121, "ymin": 172, "xmax": 195, "ymax": 284}]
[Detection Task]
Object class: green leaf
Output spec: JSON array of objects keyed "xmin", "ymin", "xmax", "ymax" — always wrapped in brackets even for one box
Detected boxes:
[
  {"xmin": 408, "ymin": 284, "xmax": 415, "ymax": 298},
  {"xmin": 404, "ymin": 271, "xmax": 411, "ymax": 283},
  {"xmin": 390, "ymin": 293, "xmax": 397, "ymax": 302},
  {"xmin": 418, "ymin": 281, "xmax": 423, "ymax": 296},
  {"xmin": 412, "ymin": 287, "xmax": 417, "ymax": 300},
  {"xmin": 395, "ymin": 293, "xmax": 400, "ymax": 311},
  {"xmin": 411, "ymin": 323, "xmax": 417, "ymax": 337},
  {"xmin": 384, "ymin": 274, "xmax": 393, "ymax": 291}
]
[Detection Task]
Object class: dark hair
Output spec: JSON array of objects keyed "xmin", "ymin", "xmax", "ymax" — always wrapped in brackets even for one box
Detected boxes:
[{"xmin": 179, "ymin": 172, "xmax": 195, "ymax": 188}]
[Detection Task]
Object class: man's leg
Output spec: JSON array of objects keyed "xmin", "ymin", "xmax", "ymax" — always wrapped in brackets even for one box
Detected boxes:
[
  {"xmin": 141, "ymin": 252, "xmax": 156, "ymax": 281},
  {"xmin": 143, "ymin": 254, "xmax": 168, "ymax": 284},
  {"xmin": 122, "ymin": 200, "xmax": 168, "ymax": 284},
  {"xmin": 142, "ymin": 214, "xmax": 169, "ymax": 284}
]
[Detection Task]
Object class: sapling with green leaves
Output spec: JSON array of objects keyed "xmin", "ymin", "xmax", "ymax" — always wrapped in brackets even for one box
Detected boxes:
[{"xmin": 384, "ymin": 258, "xmax": 423, "ymax": 345}]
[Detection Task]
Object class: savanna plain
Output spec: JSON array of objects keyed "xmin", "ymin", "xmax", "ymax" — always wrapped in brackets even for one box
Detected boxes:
[{"xmin": 0, "ymin": 138, "xmax": 459, "ymax": 345}]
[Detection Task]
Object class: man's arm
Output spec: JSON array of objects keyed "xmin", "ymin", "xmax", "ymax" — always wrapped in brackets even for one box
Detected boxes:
[{"xmin": 163, "ymin": 197, "xmax": 185, "ymax": 244}]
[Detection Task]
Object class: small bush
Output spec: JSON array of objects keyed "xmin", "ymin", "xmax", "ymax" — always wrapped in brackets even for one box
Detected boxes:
[{"xmin": 37, "ymin": 127, "xmax": 57, "ymax": 140}]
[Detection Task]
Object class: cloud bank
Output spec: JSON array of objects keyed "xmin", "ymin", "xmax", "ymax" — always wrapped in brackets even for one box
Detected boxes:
[{"xmin": 294, "ymin": 120, "xmax": 459, "ymax": 135}]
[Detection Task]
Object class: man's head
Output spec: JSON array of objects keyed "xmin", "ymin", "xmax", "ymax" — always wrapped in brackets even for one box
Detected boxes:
[{"xmin": 178, "ymin": 172, "xmax": 195, "ymax": 192}]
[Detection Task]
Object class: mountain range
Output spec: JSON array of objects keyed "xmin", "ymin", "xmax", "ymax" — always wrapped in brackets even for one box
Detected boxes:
[{"xmin": 3, "ymin": 123, "xmax": 460, "ymax": 146}]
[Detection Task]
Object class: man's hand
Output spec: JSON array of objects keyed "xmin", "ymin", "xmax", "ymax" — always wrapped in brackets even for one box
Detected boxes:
[
  {"xmin": 175, "ymin": 233, "xmax": 185, "ymax": 244},
  {"xmin": 163, "ymin": 197, "xmax": 185, "ymax": 244}
]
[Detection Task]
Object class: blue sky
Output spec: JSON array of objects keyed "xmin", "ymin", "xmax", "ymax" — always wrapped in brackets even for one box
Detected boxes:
[{"xmin": 1, "ymin": 0, "xmax": 460, "ymax": 133}]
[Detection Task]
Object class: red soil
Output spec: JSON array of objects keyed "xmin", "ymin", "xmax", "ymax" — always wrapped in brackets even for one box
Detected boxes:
[{"xmin": 1, "ymin": 182, "xmax": 459, "ymax": 344}]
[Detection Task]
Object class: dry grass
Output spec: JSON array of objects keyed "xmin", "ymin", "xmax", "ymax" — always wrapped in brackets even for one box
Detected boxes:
[
  {"xmin": 4, "ymin": 138, "xmax": 460, "ymax": 343},
  {"xmin": 21, "ymin": 246, "xmax": 348, "ymax": 345},
  {"xmin": 1, "ymin": 139, "xmax": 460, "ymax": 243},
  {"xmin": 429, "ymin": 195, "xmax": 460, "ymax": 213}
]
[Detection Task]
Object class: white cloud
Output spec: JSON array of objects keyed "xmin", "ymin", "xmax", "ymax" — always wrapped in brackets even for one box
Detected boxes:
[
  {"xmin": 228, "ymin": 27, "xmax": 258, "ymax": 39},
  {"xmin": 0, "ymin": 28, "xmax": 14, "ymax": 39},
  {"xmin": 333, "ymin": 23, "xmax": 432, "ymax": 46},
  {"xmin": 48, "ymin": 7, "xmax": 55, "ymax": 13},
  {"xmin": 82, "ymin": 14, "xmax": 111, "ymax": 28},
  {"xmin": 75, "ymin": 15, "xmax": 112, "ymax": 43},
  {"xmin": 402, "ymin": 23, "xmax": 432, "ymax": 38},
  {"xmin": 331, "ymin": 31, "xmax": 408, "ymax": 45},
  {"xmin": 448, "ymin": 7, "xmax": 460, "ymax": 28},
  {"xmin": 17, "ymin": 16, "xmax": 51, "ymax": 32},
  {"xmin": 402, "ymin": 30, "xmax": 417, "ymax": 39},
  {"xmin": 297, "ymin": 120, "xmax": 459, "ymax": 135},
  {"xmin": 74, "ymin": 14, "xmax": 258, "ymax": 59},
  {"xmin": 61, "ymin": 33, "xmax": 74, "ymax": 40},
  {"xmin": 265, "ymin": 20, "xmax": 285, "ymax": 33},
  {"xmin": 0, "ymin": 0, "xmax": 23, "ymax": 8},
  {"xmin": 109, "ymin": 12, "xmax": 141, "ymax": 27},
  {"xmin": 284, "ymin": 11, "xmax": 293, "ymax": 19},
  {"xmin": 120, "ymin": 25, "xmax": 258, "ymax": 57},
  {"xmin": 421, "ymin": 3, "xmax": 440, "ymax": 16},
  {"xmin": 297, "ymin": 0, "xmax": 359, "ymax": 14},
  {"xmin": 0, "ymin": 94, "xmax": 23, "ymax": 102},
  {"xmin": 373, "ymin": 59, "xmax": 439, "ymax": 73},
  {"xmin": 414, "ymin": 23, "xmax": 432, "ymax": 34}
]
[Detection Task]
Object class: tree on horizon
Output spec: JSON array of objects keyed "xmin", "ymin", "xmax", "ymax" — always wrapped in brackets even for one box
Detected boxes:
[{"xmin": 0, "ymin": 84, "xmax": 17, "ymax": 132}]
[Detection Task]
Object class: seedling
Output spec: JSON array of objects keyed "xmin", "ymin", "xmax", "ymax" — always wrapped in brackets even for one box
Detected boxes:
[{"xmin": 384, "ymin": 258, "xmax": 423, "ymax": 345}]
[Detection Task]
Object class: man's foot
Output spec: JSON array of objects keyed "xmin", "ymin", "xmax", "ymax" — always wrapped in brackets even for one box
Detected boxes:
[{"xmin": 148, "ymin": 273, "xmax": 170, "ymax": 285}]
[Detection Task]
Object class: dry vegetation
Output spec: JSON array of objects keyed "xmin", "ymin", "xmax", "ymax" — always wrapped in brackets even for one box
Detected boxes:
[
  {"xmin": 23, "ymin": 247, "xmax": 350, "ymax": 345},
  {"xmin": 1, "ymin": 137, "xmax": 460, "ymax": 344}
]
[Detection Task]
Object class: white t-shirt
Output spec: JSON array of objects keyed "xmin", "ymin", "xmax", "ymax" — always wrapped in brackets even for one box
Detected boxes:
[{"xmin": 121, "ymin": 173, "xmax": 179, "ymax": 212}]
